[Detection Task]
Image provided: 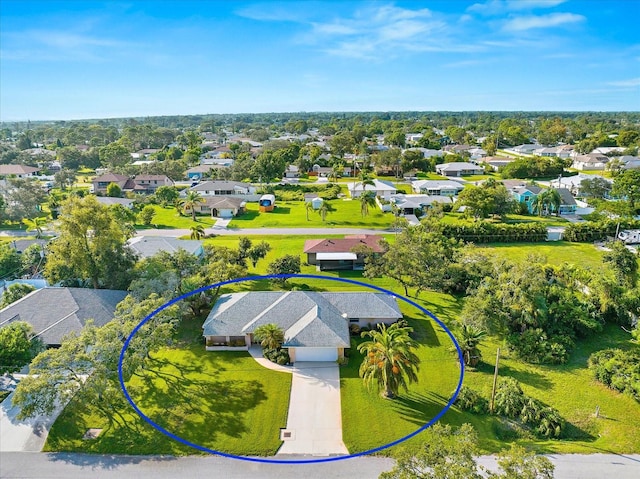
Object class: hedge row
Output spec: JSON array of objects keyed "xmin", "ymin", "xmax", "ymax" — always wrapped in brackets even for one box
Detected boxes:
[
  {"xmin": 441, "ymin": 222, "xmax": 547, "ymax": 243},
  {"xmin": 564, "ymin": 219, "xmax": 640, "ymax": 242}
]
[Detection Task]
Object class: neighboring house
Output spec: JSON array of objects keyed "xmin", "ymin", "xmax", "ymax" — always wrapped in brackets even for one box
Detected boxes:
[
  {"xmin": 0, "ymin": 287, "xmax": 127, "ymax": 347},
  {"xmin": 403, "ymin": 147, "xmax": 443, "ymax": 159},
  {"xmin": 132, "ymin": 175, "xmax": 174, "ymax": 193},
  {"xmin": 194, "ymin": 196, "xmax": 246, "ymax": 218},
  {"xmin": 572, "ymin": 154, "xmax": 609, "ymax": 171},
  {"xmin": 0, "ymin": 165, "xmax": 40, "ymax": 177},
  {"xmin": 303, "ymin": 235, "xmax": 385, "ymax": 271},
  {"xmin": 346, "ymin": 179, "xmax": 396, "ymax": 199},
  {"xmin": 548, "ymin": 173, "xmax": 612, "ymax": 197},
  {"xmin": 511, "ymin": 185, "xmax": 544, "ymax": 213},
  {"xmin": 127, "ymin": 236, "xmax": 204, "ymax": 259},
  {"xmin": 556, "ymin": 188, "xmax": 578, "ymax": 215},
  {"xmin": 435, "ymin": 162, "xmax": 484, "ymax": 177},
  {"xmin": 185, "ymin": 165, "xmax": 221, "ymax": 180},
  {"xmin": 478, "ymin": 156, "xmax": 515, "ymax": 172},
  {"xmin": 390, "ymin": 194, "xmax": 454, "ymax": 216},
  {"xmin": 202, "ymin": 291, "xmax": 402, "ymax": 362},
  {"xmin": 189, "ymin": 180, "xmax": 256, "ymax": 196},
  {"xmin": 411, "ymin": 179, "xmax": 465, "ymax": 196},
  {"xmin": 443, "ymin": 144, "xmax": 473, "ymax": 154},
  {"xmin": 619, "ymin": 155, "xmax": 640, "ymax": 170},
  {"xmin": 535, "ymin": 145, "xmax": 575, "ymax": 158},
  {"xmin": 92, "ymin": 173, "xmax": 136, "ymax": 194},
  {"xmin": 284, "ymin": 165, "xmax": 300, "ymax": 178},
  {"xmin": 512, "ymin": 144, "xmax": 540, "ymax": 155},
  {"xmin": 131, "ymin": 148, "xmax": 160, "ymax": 159},
  {"xmin": 95, "ymin": 196, "xmax": 136, "ymax": 209},
  {"xmin": 468, "ymin": 147, "xmax": 487, "ymax": 159}
]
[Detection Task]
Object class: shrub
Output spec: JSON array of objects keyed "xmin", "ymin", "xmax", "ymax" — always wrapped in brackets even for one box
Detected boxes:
[
  {"xmin": 588, "ymin": 348, "xmax": 640, "ymax": 401},
  {"xmin": 493, "ymin": 378, "xmax": 526, "ymax": 418},
  {"xmin": 454, "ymin": 386, "xmax": 489, "ymax": 414},
  {"xmin": 564, "ymin": 219, "xmax": 640, "ymax": 242},
  {"xmin": 441, "ymin": 222, "xmax": 547, "ymax": 243},
  {"xmin": 507, "ymin": 328, "xmax": 570, "ymax": 365}
]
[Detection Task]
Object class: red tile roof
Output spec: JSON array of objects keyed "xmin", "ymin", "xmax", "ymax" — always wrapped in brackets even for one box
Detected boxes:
[{"xmin": 303, "ymin": 235, "xmax": 385, "ymax": 254}]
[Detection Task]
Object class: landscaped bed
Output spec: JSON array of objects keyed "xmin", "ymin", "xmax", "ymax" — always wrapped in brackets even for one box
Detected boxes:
[{"xmin": 44, "ymin": 344, "xmax": 291, "ymax": 456}]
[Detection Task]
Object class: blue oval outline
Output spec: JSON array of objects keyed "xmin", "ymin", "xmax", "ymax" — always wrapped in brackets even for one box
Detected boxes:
[{"xmin": 118, "ymin": 273, "xmax": 465, "ymax": 464}]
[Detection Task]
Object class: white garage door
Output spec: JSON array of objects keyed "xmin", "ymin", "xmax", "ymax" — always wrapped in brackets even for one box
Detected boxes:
[{"xmin": 294, "ymin": 347, "xmax": 338, "ymax": 362}]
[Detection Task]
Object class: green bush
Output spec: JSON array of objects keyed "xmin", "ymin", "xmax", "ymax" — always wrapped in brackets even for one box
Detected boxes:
[
  {"xmin": 588, "ymin": 348, "xmax": 640, "ymax": 401},
  {"xmin": 564, "ymin": 219, "xmax": 640, "ymax": 242},
  {"xmin": 507, "ymin": 328, "xmax": 571, "ymax": 364},
  {"xmin": 493, "ymin": 378, "xmax": 526, "ymax": 418},
  {"xmin": 441, "ymin": 222, "xmax": 547, "ymax": 243},
  {"xmin": 453, "ymin": 386, "xmax": 489, "ymax": 414}
]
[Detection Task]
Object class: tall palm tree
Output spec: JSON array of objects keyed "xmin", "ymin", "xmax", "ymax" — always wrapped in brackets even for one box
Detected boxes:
[
  {"xmin": 359, "ymin": 191, "xmax": 377, "ymax": 218},
  {"xmin": 352, "ymin": 170, "xmax": 375, "ymax": 198},
  {"xmin": 318, "ymin": 201, "xmax": 335, "ymax": 222},
  {"xmin": 305, "ymin": 201, "xmax": 314, "ymax": 221},
  {"xmin": 454, "ymin": 323, "xmax": 487, "ymax": 367},
  {"xmin": 182, "ymin": 191, "xmax": 205, "ymax": 221},
  {"xmin": 190, "ymin": 224, "xmax": 205, "ymax": 240},
  {"xmin": 253, "ymin": 323, "xmax": 285, "ymax": 350},
  {"xmin": 546, "ymin": 188, "xmax": 562, "ymax": 217},
  {"xmin": 533, "ymin": 191, "xmax": 549, "ymax": 217},
  {"xmin": 357, "ymin": 322, "xmax": 420, "ymax": 399},
  {"xmin": 22, "ymin": 217, "xmax": 46, "ymax": 238}
]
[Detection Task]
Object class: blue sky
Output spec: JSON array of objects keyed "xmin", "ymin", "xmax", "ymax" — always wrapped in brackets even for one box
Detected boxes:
[{"xmin": 1, "ymin": 0, "xmax": 639, "ymax": 121}]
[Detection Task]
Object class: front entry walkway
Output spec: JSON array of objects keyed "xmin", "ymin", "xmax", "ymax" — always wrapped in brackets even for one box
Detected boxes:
[{"xmin": 277, "ymin": 362, "xmax": 349, "ymax": 457}]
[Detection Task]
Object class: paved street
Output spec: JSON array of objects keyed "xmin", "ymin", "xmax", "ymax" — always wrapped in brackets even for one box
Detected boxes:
[{"xmin": 1, "ymin": 452, "xmax": 639, "ymax": 479}]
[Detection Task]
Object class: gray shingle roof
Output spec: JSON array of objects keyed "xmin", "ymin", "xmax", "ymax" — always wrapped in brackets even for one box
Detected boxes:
[
  {"xmin": 0, "ymin": 287, "xmax": 127, "ymax": 345},
  {"xmin": 203, "ymin": 291, "xmax": 402, "ymax": 348},
  {"xmin": 127, "ymin": 236, "xmax": 203, "ymax": 258}
]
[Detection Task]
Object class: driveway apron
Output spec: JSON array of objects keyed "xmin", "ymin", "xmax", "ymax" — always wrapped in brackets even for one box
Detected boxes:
[{"xmin": 277, "ymin": 362, "xmax": 349, "ymax": 457}]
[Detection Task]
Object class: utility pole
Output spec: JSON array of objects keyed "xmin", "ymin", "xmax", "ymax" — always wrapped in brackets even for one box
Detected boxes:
[{"xmin": 489, "ymin": 347, "xmax": 501, "ymax": 414}]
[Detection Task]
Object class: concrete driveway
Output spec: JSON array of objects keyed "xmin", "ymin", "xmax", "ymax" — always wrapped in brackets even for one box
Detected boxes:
[
  {"xmin": 0, "ymin": 389, "xmax": 63, "ymax": 452},
  {"xmin": 277, "ymin": 362, "xmax": 349, "ymax": 457}
]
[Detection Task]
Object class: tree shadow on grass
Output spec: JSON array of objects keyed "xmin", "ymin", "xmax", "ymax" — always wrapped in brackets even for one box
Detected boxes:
[
  {"xmin": 407, "ymin": 316, "xmax": 440, "ymax": 347},
  {"xmin": 473, "ymin": 362, "xmax": 554, "ymax": 390},
  {"xmin": 389, "ymin": 391, "xmax": 446, "ymax": 428}
]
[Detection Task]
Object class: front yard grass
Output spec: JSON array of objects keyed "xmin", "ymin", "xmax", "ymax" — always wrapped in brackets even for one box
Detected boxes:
[
  {"xmin": 136, "ymin": 205, "xmax": 216, "ymax": 230},
  {"xmin": 228, "ymin": 200, "xmax": 394, "ymax": 229},
  {"xmin": 45, "ymin": 335, "xmax": 291, "ymax": 456}
]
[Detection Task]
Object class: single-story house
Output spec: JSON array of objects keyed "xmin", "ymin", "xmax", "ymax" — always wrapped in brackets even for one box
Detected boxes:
[
  {"xmin": 619, "ymin": 155, "xmax": 640, "ymax": 170},
  {"xmin": 390, "ymin": 194, "xmax": 454, "ymax": 216},
  {"xmin": 0, "ymin": 165, "xmax": 41, "ymax": 177},
  {"xmin": 0, "ymin": 287, "xmax": 127, "ymax": 347},
  {"xmin": 189, "ymin": 180, "xmax": 256, "ymax": 196},
  {"xmin": 436, "ymin": 162, "xmax": 484, "ymax": 177},
  {"xmin": 127, "ymin": 236, "xmax": 204, "ymax": 259},
  {"xmin": 194, "ymin": 196, "xmax": 246, "ymax": 218},
  {"xmin": 202, "ymin": 291, "xmax": 402, "ymax": 362},
  {"xmin": 403, "ymin": 148, "xmax": 443, "ymax": 159},
  {"xmin": 346, "ymin": 179, "xmax": 396, "ymax": 199},
  {"xmin": 548, "ymin": 173, "xmax": 612, "ymax": 197},
  {"xmin": 95, "ymin": 196, "xmax": 136, "ymax": 209},
  {"xmin": 185, "ymin": 165, "xmax": 222, "ymax": 180},
  {"xmin": 303, "ymin": 235, "xmax": 385, "ymax": 271},
  {"xmin": 284, "ymin": 165, "xmax": 300, "ymax": 178},
  {"xmin": 478, "ymin": 156, "xmax": 515, "ymax": 172},
  {"xmin": 572, "ymin": 154, "xmax": 609, "ymax": 171},
  {"xmin": 411, "ymin": 179, "xmax": 465, "ymax": 196},
  {"xmin": 511, "ymin": 144, "xmax": 540, "ymax": 155},
  {"xmin": 443, "ymin": 144, "xmax": 473, "ymax": 154}
]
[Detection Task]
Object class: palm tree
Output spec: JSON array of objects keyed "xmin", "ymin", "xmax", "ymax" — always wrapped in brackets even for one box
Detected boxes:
[
  {"xmin": 533, "ymin": 191, "xmax": 549, "ymax": 217},
  {"xmin": 546, "ymin": 188, "xmax": 562, "ymax": 217},
  {"xmin": 328, "ymin": 164, "xmax": 342, "ymax": 183},
  {"xmin": 454, "ymin": 323, "xmax": 487, "ymax": 367},
  {"xmin": 190, "ymin": 224, "xmax": 205, "ymax": 240},
  {"xmin": 305, "ymin": 201, "xmax": 313, "ymax": 221},
  {"xmin": 253, "ymin": 323, "xmax": 285, "ymax": 350},
  {"xmin": 317, "ymin": 201, "xmax": 335, "ymax": 222},
  {"xmin": 182, "ymin": 191, "xmax": 205, "ymax": 221},
  {"xmin": 357, "ymin": 322, "xmax": 420, "ymax": 399},
  {"xmin": 359, "ymin": 191, "xmax": 376, "ymax": 217},
  {"xmin": 352, "ymin": 170, "xmax": 375, "ymax": 198},
  {"xmin": 22, "ymin": 217, "xmax": 46, "ymax": 238}
]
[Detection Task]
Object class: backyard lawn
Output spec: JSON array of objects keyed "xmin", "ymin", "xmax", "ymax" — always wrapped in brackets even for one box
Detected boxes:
[{"xmin": 45, "ymin": 336, "xmax": 291, "ymax": 456}]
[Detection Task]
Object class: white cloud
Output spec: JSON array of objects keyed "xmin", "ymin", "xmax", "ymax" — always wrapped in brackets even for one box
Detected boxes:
[
  {"xmin": 503, "ymin": 12, "xmax": 585, "ymax": 31},
  {"xmin": 468, "ymin": 0, "xmax": 567, "ymax": 15},
  {"xmin": 608, "ymin": 77, "xmax": 640, "ymax": 88}
]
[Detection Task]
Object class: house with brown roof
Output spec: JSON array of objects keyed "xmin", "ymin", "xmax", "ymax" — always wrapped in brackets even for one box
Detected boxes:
[
  {"xmin": 92, "ymin": 173, "xmax": 136, "ymax": 194},
  {"xmin": 303, "ymin": 235, "xmax": 385, "ymax": 271},
  {"xmin": 193, "ymin": 196, "xmax": 246, "ymax": 218}
]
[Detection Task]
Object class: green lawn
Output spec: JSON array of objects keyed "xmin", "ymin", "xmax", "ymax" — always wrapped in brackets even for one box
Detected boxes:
[
  {"xmin": 228, "ymin": 200, "xmax": 394, "ymax": 229},
  {"xmin": 45, "ymin": 336, "xmax": 291, "ymax": 456},
  {"xmin": 136, "ymin": 205, "xmax": 216, "ymax": 230},
  {"xmin": 476, "ymin": 241, "xmax": 605, "ymax": 270}
]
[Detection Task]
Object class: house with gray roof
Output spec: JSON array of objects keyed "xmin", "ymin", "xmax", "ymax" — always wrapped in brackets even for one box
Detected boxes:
[
  {"xmin": 0, "ymin": 287, "xmax": 127, "ymax": 346},
  {"xmin": 411, "ymin": 179, "xmax": 465, "ymax": 196},
  {"xmin": 203, "ymin": 291, "xmax": 402, "ymax": 362},
  {"xmin": 127, "ymin": 236, "xmax": 204, "ymax": 259},
  {"xmin": 436, "ymin": 162, "xmax": 484, "ymax": 177}
]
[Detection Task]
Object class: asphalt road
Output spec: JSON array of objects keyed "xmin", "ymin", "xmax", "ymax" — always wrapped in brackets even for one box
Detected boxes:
[{"xmin": 1, "ymin": 452, "xmax": 639, "ymax": 479}]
